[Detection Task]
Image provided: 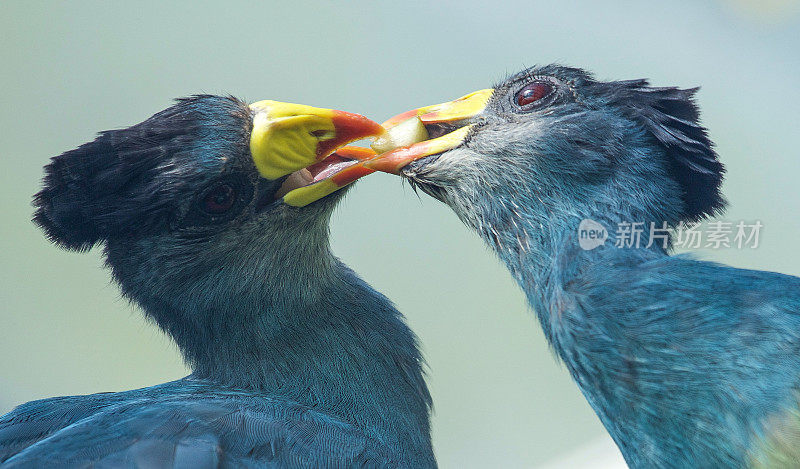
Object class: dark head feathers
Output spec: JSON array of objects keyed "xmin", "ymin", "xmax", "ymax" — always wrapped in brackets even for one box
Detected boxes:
[
  {"xmin": 33, "ymin": 95, "xmax": 250, "ymax": 251},
  {"xmin": 593, "ymin": 78, "xmax": 726, "ymax": 221},
  {"xmin": 503, "ymin": 65, "xmax": 725, "ymax": 221}
]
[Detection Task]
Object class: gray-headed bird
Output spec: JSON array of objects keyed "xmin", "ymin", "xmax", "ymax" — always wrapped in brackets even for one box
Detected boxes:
[
  {"xmin": 367, "ymin": 65, "xmax": 800, "ymax": 468},
  {"xmin": 1, "ymin": 96, "xmax": 435, "ymax": 467}
]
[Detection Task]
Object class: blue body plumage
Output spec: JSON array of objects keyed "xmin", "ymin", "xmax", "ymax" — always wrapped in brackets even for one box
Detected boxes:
[
  {"xmin": 398, "ymin": 65, "xmax": 800, "ymax": 467},
  {"xmin": 1, "ymin": 96, "xmax": 434, "ymax": 468}
]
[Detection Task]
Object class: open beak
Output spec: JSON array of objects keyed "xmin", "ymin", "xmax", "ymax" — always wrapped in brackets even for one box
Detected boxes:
[
  {"xmin": 276, "ymin": 146, "xmax": 377, "ymax": 207},
  {"xmin": 362, "ymin": 89, "xmax": 494, "ymax": 174},
  {"xmin": 249, "ymin": 100, "xmax": 384, "ymax": 207}
]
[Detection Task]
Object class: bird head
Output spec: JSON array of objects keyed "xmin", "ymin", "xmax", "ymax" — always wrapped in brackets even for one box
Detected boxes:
[
  {"xmin": 33, "ymin": 95, "xmax": 382, "ymax": 318},
  {"xmin": 366, "ymin": 65, "xmax": 725, "ymax": 235}
]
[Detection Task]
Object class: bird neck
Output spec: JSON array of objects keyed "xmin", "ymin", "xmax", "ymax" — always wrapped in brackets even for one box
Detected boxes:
[
  {"xmin": 472, "ymin": 195, "xmax": 669, "ymax": 314},
  {"xmin": 105, "ymin": 236, "xmax": 434, "ymax": 467},
  {"xmin": 474, "ymin": 200, "xmax": 675, "ymax": 456},
  {"xmin": 501, "ymin": 207, "xmax": 668, "ymax": 350},
  {"xmin": 503, "ymin": 207, "xmax": 797, "ymax": 467}
]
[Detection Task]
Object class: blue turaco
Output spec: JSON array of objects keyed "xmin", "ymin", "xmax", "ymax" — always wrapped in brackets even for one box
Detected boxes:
[
  {"xmin": 0, "ymin": 96, "xmax": 435, "ymax": 467},
  {"xmin": 366, "ymin": 65, "xmax": 800, "ymax": 468}
]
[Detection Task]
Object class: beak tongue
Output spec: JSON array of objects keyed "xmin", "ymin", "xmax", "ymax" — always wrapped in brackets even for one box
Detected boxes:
[
  {"xmin": 362, "ymin": 88, "xmax": 493, "ymax": 174},
  {"xmin": 249, "ymin": 100, "xmax": 384, "ymax": 180},
  {"xmin": 279, "ymin": 146, "xmax": 377, "ymax": 207}
]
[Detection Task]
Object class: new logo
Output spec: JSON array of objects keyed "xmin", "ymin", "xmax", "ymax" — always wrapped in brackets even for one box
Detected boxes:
[{"xmin": 578, "ymin": 219, "xmax": 607, "ymax": 250}]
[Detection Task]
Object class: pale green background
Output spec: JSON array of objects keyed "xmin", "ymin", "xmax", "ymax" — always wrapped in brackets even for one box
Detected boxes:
[{"xmin": 1, "ymin": 1, "xmax": 798, "ymax": 467}]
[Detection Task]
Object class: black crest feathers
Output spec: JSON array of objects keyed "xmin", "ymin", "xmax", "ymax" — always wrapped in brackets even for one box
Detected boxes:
[
  {"xmin": 32, "ymin": 95, "xmax": 243, "ymax": 251},
  {"xmin": 603, "ymin": 80, "xmax": 726, "ymax": 220},
  {"xmin": 34, "ymin": 133, "xmax": 120, "ymax": 251},
  {"xmin": 32, "ymin": 125, "xmax": 184, "ymax": 251}
]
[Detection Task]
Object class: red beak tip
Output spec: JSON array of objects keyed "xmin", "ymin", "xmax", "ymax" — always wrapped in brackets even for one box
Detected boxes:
[{"xmin": 332, "ymin": 111, "xmax": 385, "ymax": 139}]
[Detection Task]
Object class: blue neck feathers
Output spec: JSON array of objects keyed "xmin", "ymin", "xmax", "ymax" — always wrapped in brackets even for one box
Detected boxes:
[
  {"xmin": 479, "ymin": 198, "xmax": 800, "ymax": 466},
  {"xmin": 104, "ymin": 235, "xmax": 434, "ymax": 466}
]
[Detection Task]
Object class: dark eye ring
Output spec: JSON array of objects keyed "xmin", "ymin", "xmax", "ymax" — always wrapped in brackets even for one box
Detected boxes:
[
  {"xmin": 202, "ymin": 183, "xmax": 237, "ymax": 214},
  {"xmin": 515, "ymin": 81, "xmax": 555, "ymax": 108}
]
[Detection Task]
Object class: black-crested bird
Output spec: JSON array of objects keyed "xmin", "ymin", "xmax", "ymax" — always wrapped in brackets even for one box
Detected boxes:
[
  {"xmin": 1, "ymin": 96, "xmax": 435, "ymax": 467},
  {"xmin": 366, "ymin": 65, "xmax": 800, "ymax": 467}
]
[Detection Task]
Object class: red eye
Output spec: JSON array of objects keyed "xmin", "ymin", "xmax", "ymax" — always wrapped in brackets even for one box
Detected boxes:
[
  {"xmin": 203, "ymin": 183, "xmax": 236, "ymax": 214},
  {"xmin": 515, "ymin": 81, "xmax": 554, "ymax": 107}
]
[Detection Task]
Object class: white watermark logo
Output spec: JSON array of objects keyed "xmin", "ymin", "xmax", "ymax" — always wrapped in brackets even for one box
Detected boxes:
[
  {"xmin": 577, "ymin": 219, "xmax": 762, "ymax": 250},
  {"xmin": 578, "ymin": 219, "xmax": 608, "ymax": 250}
]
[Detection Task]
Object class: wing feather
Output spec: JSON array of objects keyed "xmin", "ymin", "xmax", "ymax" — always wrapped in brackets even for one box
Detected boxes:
[{"xmin": 0, "ymin": 379, "xmax": 395, "ymax": 468}]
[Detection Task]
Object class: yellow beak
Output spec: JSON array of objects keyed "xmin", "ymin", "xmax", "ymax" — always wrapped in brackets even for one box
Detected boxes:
[
  {"xmin": 379, "ymin": 89, "xmax": 494, "ymax": 129},
  {"xmin": 363, "ymin": 89, "xmax": 494, "ymax": 174},
  {"xmin": 249, "ymin": 100, "xmax": 384, "ymax": 180}
]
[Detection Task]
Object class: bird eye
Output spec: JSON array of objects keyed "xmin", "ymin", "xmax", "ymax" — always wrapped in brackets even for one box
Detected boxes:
[
  {"xmin": 202, "ymin": 183, "xmax": 237, "ymax": 214},
  {"xmin": 515, "ymin": 81, "xmax": 554, "ymax": 107}
]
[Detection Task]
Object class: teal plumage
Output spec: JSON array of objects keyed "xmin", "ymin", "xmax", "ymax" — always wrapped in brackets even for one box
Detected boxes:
[
  {"xmin": 1, "ymin": 379, "xmax": 395, "ymax": 467},
  {"xmin": 1, "ymin": 96, "xmax": 434, "ymax": 467},
  {"xmin": 398, "ymin": 65, "xmax": 800, "ymax": 467}
]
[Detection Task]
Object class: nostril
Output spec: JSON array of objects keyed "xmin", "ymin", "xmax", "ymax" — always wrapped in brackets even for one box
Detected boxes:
[{"xmin": 310, "ymin": 129, "xmax": 335, "ymax": 140}]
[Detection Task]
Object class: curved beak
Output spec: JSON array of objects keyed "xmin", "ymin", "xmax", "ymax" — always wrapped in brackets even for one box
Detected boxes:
[
  {"xmin": 363, "ymin": 88, "xmax": 494, "ymax": 174},
  {"xmin": 249, "ymin": 100, "xmax": 384, "ymax": 207}
]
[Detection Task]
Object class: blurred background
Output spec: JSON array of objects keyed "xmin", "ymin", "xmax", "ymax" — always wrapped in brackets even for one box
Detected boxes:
[{"xmin": 1, "ymin": 1, "xmax": 798, "ymax": 467}]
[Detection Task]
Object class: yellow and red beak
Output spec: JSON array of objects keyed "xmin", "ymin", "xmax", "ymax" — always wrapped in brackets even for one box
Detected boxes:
[
  {"xmin": 248, "ymin": 100, "xmax": 383, "ymax": 207},
  {"xmin": 363, "ymin": 88, "xmax": 494, "ymax": 174},
  {"xmin": 246, "ymin": 90, "xmax": 494, "ymax": 207},
  {"xmin": 278, "ymin": 146, "xmax": 377, "ymax": 207}
]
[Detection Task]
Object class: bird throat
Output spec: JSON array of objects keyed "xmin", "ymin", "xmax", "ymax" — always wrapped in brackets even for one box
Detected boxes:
[{"xmin": 105, "ymin": 236, "xmax": 434, "ymax": 466}]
